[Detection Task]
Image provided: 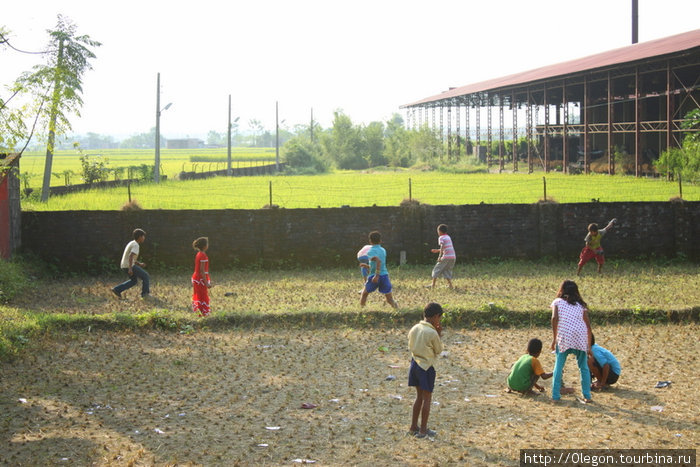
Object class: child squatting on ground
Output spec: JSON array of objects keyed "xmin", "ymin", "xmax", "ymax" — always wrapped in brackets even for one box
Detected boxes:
[
  {"xmin": 551, "ymin": 279, "xmax": 593, "ymax": 403},
  {"xmin": 359, "ymin": 231, "xmax": 398, "ymax": 309},
  {"xmin": 577, "ymin": 218, "xmax": 617, "ymax": 275},
  {"xmin": 506, "ymin": 338, "xmax": 553, "ymax": 396},
  {"xmin": 428, "ymin": 224, "xmax": 456, "ymax": 289},
  {"xmin": 192, "ymin": 237, "xmax": 212, "ymax": 317},
  {"xmin": 588, "ymin": 333, "xmax": 621, "ymax": 390},
  {"xmin": 112, "ymin": 228, "xmax": 151, "ymax": 300},
  {"xmin": 408, "ymin": 302, "xmax": 443, "ymax": 438}
]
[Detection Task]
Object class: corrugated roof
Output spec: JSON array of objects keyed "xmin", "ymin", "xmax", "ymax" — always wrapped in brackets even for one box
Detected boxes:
[{"xmin": 403, "ymin": 28, "xmax": 700, "ymax": 107}]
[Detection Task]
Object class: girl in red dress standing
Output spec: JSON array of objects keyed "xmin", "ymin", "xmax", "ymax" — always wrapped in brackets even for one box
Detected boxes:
[{"xmin": 192, "ymin": 237, "xmax": 212, "ymax": 316}]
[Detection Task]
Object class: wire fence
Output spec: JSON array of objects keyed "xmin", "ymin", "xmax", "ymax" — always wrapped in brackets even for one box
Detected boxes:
[{"xmin": 24, "ymin": 172, "xmax": 697, "ymax": 211}]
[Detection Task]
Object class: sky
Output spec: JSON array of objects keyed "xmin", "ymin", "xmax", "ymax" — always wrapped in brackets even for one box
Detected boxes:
[{"xmin": 2, "ymin": 0, "xmax": 699, "ymax": 141}]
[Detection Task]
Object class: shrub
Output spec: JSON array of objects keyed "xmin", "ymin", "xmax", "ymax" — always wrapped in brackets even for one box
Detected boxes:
[
  {"xmin": 282, "ymin": 137, "xmax": 328, "ymax": 173},
  {"xmin": 0, "ymin": 259, "xmax": 31, "ymax": 302},
  {"xmin": 121, "ymin": 199, "xmax": 143, "ymax": 211}
]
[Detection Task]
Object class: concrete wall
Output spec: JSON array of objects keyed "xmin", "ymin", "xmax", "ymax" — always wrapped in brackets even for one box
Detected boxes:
[{"xmin": 20, "ymin": 201, "xmax": 699, "ymax": 270}]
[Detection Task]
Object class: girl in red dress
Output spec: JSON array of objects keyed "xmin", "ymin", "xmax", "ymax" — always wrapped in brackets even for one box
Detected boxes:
[{"xmin": 192, "ymin": 237, "xmax": 212, "ymax": 316}]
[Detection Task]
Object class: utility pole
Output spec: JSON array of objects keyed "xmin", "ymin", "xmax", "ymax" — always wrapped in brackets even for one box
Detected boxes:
[
  {"xmin": 155, "ymin": 72, "xmax": 161, "ymax": 183},
  {"xmin": 275, "ymin": 101, "xmax": 280, "ymax": 171},
  {"xmin": 632, "ymin": 0, "xmax": 638, "ymax": 44},
  {"xmin": 310, "ymin": 107, "xmax": 314, "ymax": 142},
  {"xmin": 227, "ymin": 94, "xmax": 232, "ymax": 175}
]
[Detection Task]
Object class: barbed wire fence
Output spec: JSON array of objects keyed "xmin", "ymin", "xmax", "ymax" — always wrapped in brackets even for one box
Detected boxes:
[{"xmin": 105, "ymin": 175, "xmax": 691, "ymax": 210}]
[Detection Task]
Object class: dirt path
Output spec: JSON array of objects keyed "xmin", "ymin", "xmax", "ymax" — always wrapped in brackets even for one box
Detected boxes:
[{"xmin": 1, "ymin": 325, "xmax": 697, "ymax": 466}]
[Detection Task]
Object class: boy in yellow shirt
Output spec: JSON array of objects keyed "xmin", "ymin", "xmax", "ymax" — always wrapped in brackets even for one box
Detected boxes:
[
  {"xmin": 577, "ymin": 218, "xmax": 616, "ymax": 275},
  {"xmin": 408, "ymin": 302, "xmax": 443, "ymax": 438}
]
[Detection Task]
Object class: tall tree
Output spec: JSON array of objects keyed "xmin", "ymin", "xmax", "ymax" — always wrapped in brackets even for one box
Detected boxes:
[
  {"xmin": 0, "ymin": 26, "xmax": 29, "ymax": 152},
  {"xmin": 17, "ymin": 15, "xmax": 100, "ymax": 201},
  {"xmin": 322, "ymin": 111, "xmax": 366, "ymax": 169}
]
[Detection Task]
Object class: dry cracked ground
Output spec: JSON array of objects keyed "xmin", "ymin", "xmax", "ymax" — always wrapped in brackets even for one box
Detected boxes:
[{"xmin": 1, "ymin": 324, "xmax": 698, "ymax": 466}]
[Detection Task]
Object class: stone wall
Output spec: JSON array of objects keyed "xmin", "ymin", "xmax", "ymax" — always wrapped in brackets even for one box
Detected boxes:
[{"xmin": 20, "ymin": 201, "xmax": 699, "ymax": 270}]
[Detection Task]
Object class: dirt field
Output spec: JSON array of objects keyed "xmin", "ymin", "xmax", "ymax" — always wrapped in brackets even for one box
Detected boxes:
[{"xmin": 0, "ymin": 324, "xmax": 697, "ymax": 466}]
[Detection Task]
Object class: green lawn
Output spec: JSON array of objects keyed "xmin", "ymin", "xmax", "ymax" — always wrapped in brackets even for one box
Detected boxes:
[
  {"xmin": 19, "ymin": 147, "xmax": 276, "ymax": 188},
  {"xmin": 21, "ymin": 169, "xmax": 697, "ymax": 211}
]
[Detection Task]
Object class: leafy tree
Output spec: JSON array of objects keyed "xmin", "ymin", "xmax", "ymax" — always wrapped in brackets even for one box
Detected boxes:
[
  {"xmin": 0, "ymin": 27, "xmax": 29, "ymax": 152},
  {"xmin": 248, "ymin": 119, "xmax": 264, "ymax": 146},
  {"xmin": 322, "ymin": 111, "xmax": 366, "ymax": 169},
  {"xmin": 363, "ymin": 121, "xmax": 386, "ymax": 167},
  {"xmin": 120, "ymin": 128, "xmax": 161, "ymax": 149},
  {"xmin": 15, "ymin": 15, "xmax": 100, "ymax": 201},
  {"xmin": 409, "ymin": 124, "xmax": 443, "ymax": 163},
  {"xmin": 656, "ymin": 109, "xmax": 700, "ymax": 183},
  {"xmin": 206, "ymin": 130, "xmax": 225, "ymax": 147},
  {"xmin": 384, "ymin": 113, "xmax": 414, "ymax": 167},
  {"xmin": 282, "ymin": 136, "xmax": 328, "ymax": 173}
]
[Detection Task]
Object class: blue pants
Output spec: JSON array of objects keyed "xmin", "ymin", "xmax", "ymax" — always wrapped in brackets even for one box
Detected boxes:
[
  {"xmin": 114, "ymin": 265, "xmax": 150, "ymax": 297},
  {"xmin": 552, "ymin": 346, "xmax": 591, "ymax": 400}
]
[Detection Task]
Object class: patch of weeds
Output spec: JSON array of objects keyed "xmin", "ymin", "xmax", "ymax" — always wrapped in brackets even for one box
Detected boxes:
[
  {"xmin": 179, "ymin": 324, "xmax": 195, "ymax": 335},
  {"xmin": 479, "ymin": 302, "xmax": 508, "ymax": 313}
]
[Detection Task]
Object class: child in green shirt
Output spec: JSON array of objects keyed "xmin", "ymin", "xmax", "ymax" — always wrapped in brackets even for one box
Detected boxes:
[{"xmin": 506, "ymin": 338, "xmax": 552, "ymax": 395}]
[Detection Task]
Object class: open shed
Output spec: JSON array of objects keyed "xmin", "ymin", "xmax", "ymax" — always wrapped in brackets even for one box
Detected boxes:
[{"xmin": 401, "ymin": 29, "xmax": 700, "ymax": 175}]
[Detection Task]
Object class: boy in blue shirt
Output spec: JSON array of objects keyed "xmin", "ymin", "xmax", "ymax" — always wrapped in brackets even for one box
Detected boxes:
[
  {"xmin": 359, "ymin": 231, "xmax": 398, "ymax": 309},
  {"xmin": 587, "ymin": 334, "xmax": 621, "ymax": 390}
]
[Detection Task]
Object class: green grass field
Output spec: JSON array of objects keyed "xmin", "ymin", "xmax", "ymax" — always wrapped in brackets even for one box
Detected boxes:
[
  {"xmin": 19, "ymin": 147, "xmax": 276, "ymax": 188},
  {"xmin": 21, "ymin": 168, "xmax": 697, "ymax": 211}
]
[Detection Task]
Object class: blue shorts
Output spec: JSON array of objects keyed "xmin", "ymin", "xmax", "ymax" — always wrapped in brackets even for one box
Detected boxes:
[
  {"xmin": 364, "ymin": 274, "xmax": 392, "ymax": 294},
  {"xmin": 408, "ymin": 359, "xmax": 435, "ymax": 392}
]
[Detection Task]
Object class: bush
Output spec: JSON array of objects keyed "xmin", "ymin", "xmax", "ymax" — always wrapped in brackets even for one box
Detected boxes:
[
  {"xmin": 282, "ymin": 138, "xmax": 328, "ymax": 173},
  {"xmin": 121, "ymin": 199, "xmax": 143, "ymax": 211},
  {"xmin": 0, "ymin": 259, "xmax": 31, "ymax": 302}
]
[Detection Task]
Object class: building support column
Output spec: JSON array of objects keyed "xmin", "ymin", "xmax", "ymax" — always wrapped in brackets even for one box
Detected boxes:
[
  {"xmin": 563, "ymin": 81, "xmax": 569, "ymax": 173},
  {"xmin": 666, "ymin": 60, "xmax": 674, "ymax": 152},
  {"xmin": 544, "ymin": 83, "xmax": 550, "ymax": 173},
  {"xmin": 512, "ymin": 91, "xmax": 518, "ymax": 172},
  {"xmin": 527, "ymin": 87, "xmax": 533, "ymax": 173},
  {"xmin": 447, "ymin": 105, "xmax": 452, "ymax": 160},
  {"xmin": 584, "ymin": 76, "xmax": 590, "ymax": 174},
  {"xmin": 476, "ymin": 104, "xmax": 481, "ymax": 162},
  {"xmin": 499, "ymin": 95, "xmax": 505, "ymax": 172},
  {"xmin": 608, "ymin": 71, "xmax": 614, "ymax": 175},
  {"xmin": 487, "ymin": 99, "xmax": 493, "ymax": 168},
  {"xmin": 635, "ymin": 66, "xmax": 641, "ymax": 177},
  {"xmin": 465, "ymin": 102, "xmax": 471, "ymax": 156},
  {"xmin": 456, "ymin": 103, "xmax": 461, "ymax": 158}
]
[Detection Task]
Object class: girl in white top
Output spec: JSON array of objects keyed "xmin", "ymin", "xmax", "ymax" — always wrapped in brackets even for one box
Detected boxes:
[{"xmin": 550, "ymin": 279, "xmax": 592, "ymax": 402}]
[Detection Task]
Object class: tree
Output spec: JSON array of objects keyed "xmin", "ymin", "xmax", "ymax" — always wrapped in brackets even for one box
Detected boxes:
[
  {"xmin": 206, "ymin": 130, "xmax": 225, "ymax": 147},
  {"xmin": 16, "ymin": 15, "xmax": 100, "ymax": 201},
  {"xmin": 409, "ymin": 124, "xmax": 443, "ymax": 164},
  {"xmin": 248, "ymin": 119, "xmax": 264, "ymax": 147},
  {"xmin": 0, "ymin": 26, "xmax": 29, "ymax": 152},
  {"xmin": 322, "ymin": 111, "xmax": 366, "ymax": 169},
  {"xmin": 655, "ymin": 109, "xmax": 700, "ymax": 183},
  {"xmin": 282, "ymin": 136, "xmax": 328, "ymax": 173},
  {"xmin": 363, "ymin": 121, "xmax": 386, "ymax": 167},
  {"xmin": 120, "ymin": 128, "xmax": 160, "ymax": 149},
  {"xmin": 384, "ymin": 113, "xmax": 414, "ymax": 167}
]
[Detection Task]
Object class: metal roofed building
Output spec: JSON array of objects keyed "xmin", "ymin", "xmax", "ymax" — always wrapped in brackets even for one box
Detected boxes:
[{"xmin": 401, "ymin": 29, "xmax": 700, "ymax": 176}]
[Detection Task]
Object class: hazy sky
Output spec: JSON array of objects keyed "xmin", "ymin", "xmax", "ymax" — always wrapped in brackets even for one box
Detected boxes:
[{"xmin": 2, "ymin": 0, "xmax": 699, "ymax": 140}]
